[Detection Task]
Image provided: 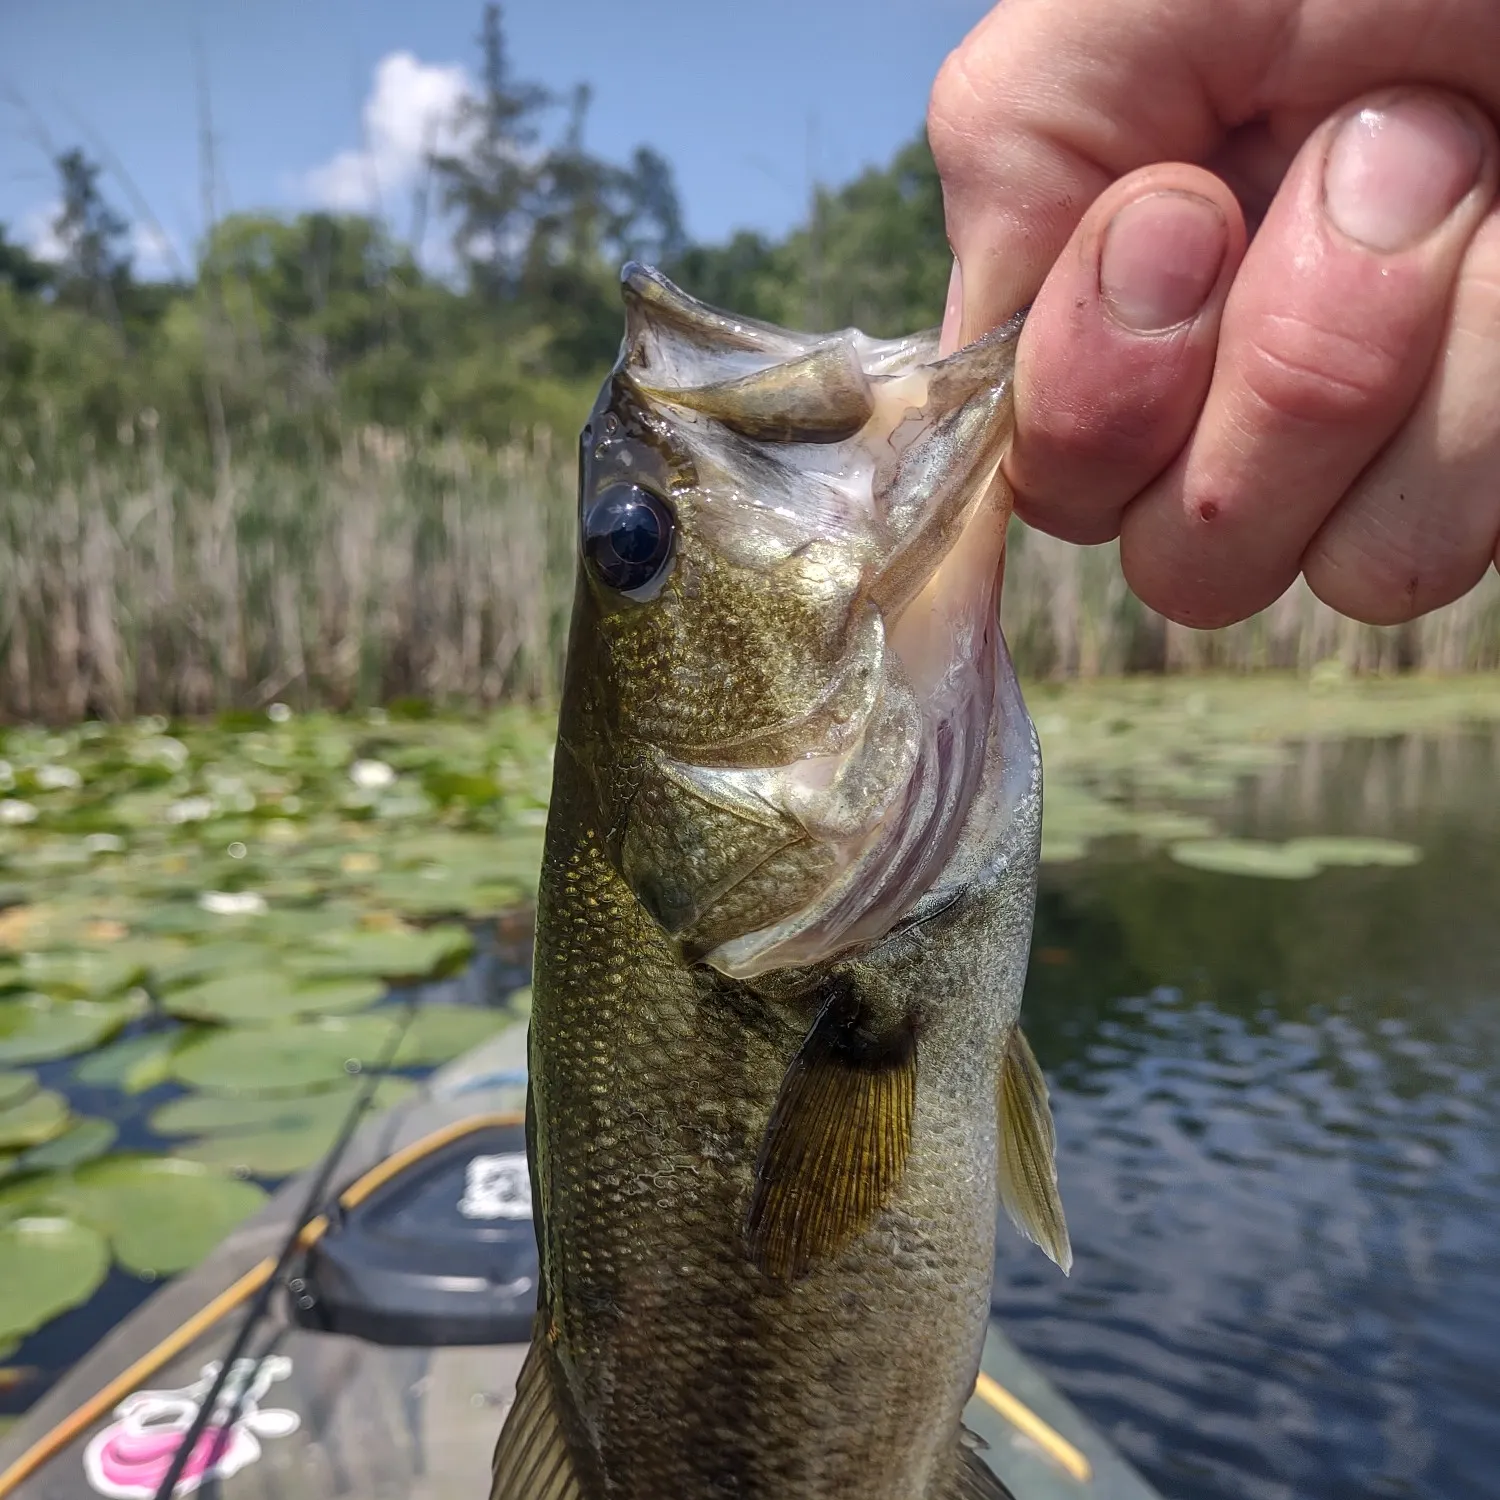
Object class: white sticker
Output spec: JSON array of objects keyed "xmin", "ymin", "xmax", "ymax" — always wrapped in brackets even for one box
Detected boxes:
[{"xmin": 459, "ymin": 1152, "xmax": 533, "ymax": 1220}]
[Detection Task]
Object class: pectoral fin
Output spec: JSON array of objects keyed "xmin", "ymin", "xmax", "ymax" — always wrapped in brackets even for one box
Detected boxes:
[
  {"xmin": 747, "ymin": 984, "xmax": 916, "ymax": 1281},
  {"xmin": 490, "ymin": 1332, "xmax": 586, "ymax": 1500},
  {"xmin": 931, "ymin": 1431, "xmax": 1018, "ymax": 1500},
  {"xmin": 998, "ymin": 1025, "xmax": 1072, "ymax": 1274}
]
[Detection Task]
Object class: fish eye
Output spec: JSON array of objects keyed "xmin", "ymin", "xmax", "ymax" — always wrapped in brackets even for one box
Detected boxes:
[{"xmin": 582, "ymin": 483, "xmax": 675, "ymax": 597}]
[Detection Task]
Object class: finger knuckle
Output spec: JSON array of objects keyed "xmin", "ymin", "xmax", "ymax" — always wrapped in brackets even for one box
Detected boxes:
[
  {"xmin": 1306, "ymin": 496, "xmax": 1491, "ymax": 624},
  {"xmin": 926, "ymin": 47, "xmax": 985, "ymax": 174},
  {"xmin": 1239, "ymin": 312, "xmax": 1412, "ymax": 429}
]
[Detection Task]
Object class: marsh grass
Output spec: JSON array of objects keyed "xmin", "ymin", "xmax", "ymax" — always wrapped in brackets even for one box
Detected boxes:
[
  {"xmin": 3, "ymin": 426, "xmax": 1499, "ymax": 722},
  {"xmin": 0, "ymin": 423, "xmax": 576, "ymax": 721}
]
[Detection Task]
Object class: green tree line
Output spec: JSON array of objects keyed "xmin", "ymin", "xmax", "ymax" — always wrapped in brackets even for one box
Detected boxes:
[{"xmin": 0, "ymin": 2, "xmax": 953, "ymax": 469}]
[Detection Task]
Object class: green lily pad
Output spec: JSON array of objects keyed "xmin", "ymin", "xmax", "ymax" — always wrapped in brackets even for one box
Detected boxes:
[
  {"xmin": 18, "ymin": 949, "xmax": 148, "ymax": 998},
  {"xmin": 1040, "ymin": 835, "xmax": 1089, "ymax": 864},
  {"xmin": 0, "ymin": 1071, "xmax": 36, "ymax": 1110},
  {"xmin": 291, "ymin": 925, "xmax": 474, "ymax": 981},
  {"xmin": 0, "ymin": 1216, "xmax": 110, "ymax": 1345},
  {"xmin": 1283, "ymin": 836, "xmax": 1423, "ymax": 868},
  {"xmin": 0, "ymin": 994, "xmax": 143, "ymax": 1066},
  {"xmin": 52, "ymin": 1157, "xmax": 269, "ymax": 1277},
  {"xmin": 20, "ymin": 1117, "xmax": 118, "ymax": 1171},
  {"xmin": 152, "ymin": 941, "xmax": 267, "ymax": 988},
  {"xmin": 151, "ymin": 1079, "xmax": 417, "ymax": 1177},
  {"xmin": 169, "ymin": 1015, "xmax": 400, "ymax": 1097},
  {"xmin": 72, "ymin": 1031, "xmax": 183, "ymax": 1094},
  {"xmin": 392, "ymin": 1004, "xmax": 502, "ymax": 1067},
  {"xmin": 0, "ymin": 1089, "xmax": 70, "ymax": 1150},
  {"xmin": 1169, "ymin": 839, "xmax": 1323, "ymax": 880},
  {"xmin": 162, "ymin": 973, "xmax": 386, "ymax": 1025}
]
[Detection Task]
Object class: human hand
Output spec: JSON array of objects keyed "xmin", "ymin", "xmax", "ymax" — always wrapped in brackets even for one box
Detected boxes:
[{"xmin": 929, "ymin": 0, "xmax": 1500, "ymax": 627}]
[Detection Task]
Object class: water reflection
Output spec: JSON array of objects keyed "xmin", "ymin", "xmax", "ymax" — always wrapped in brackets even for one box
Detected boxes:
[{"xmin": 994, "ymin": 729, "xmax": 1500, "ymax": 1500}]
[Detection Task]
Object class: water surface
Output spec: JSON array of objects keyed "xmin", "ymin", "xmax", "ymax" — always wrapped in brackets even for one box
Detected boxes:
[{"xmin": 994, "ymin": 730, "xmax": 1500, "ymax": 1500}]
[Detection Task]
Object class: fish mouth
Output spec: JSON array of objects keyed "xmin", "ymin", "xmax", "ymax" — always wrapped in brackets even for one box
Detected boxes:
[
  {"xmin": 692, "ymin": 494, "xmax": 1012, "ymax": 979},
  {"xmin": 615, "ymin": 267, "xmax": 1027, "ymax": 979}
]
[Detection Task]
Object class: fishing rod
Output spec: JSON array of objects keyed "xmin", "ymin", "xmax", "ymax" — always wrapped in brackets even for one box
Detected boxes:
[{"xmin": 148, "ymin": 997, "xmax": 418, "ymax": 1500}]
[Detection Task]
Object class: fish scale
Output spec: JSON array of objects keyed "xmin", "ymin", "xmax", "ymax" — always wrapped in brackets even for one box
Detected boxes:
[{"xmin": 492, "ymin": 265, "xmax": 1068, "ymax": 1499}]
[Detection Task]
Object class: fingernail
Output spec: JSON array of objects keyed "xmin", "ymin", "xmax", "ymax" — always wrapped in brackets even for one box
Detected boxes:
[
  {"xmin": 1099, "ymin": 191, "xmax": 1227, "ymax": 333},
  {"xmin": 939, "ymin": 258, "xmax": 963, "ymax": 356},
  {"xmin": 1324, "ymin": 94, "xmax": 1483, "ymax": 252}
]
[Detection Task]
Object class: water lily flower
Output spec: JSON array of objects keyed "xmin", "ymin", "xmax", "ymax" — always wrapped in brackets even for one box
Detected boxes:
[
  {"xmin": 198, "ymin": 891, "xmax": 269, "ymax": 916},
  {"xmin": 349, "ymin": 759, "xmax": 396, "ymax": 790}
]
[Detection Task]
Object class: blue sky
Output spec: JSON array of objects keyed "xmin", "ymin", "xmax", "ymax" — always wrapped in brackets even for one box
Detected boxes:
[{"xmin": 0, "ymin": 0, "xmax": 991, "ymax": 278}]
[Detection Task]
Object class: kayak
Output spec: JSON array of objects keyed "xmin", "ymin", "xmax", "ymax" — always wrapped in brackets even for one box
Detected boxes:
[{"xmin": 0, "ymin": 1020, "xmax": 1161, "ymax": 1500}]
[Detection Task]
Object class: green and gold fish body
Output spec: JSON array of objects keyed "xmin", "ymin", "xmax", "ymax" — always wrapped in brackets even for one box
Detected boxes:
[{"xmin": 493, "ymin": 266, "xmax": 1068, "ymax": 1500}]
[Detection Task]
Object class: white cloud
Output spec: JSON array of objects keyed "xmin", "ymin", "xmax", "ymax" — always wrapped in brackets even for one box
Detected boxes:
[
  {"xmin": 131, "ymin": 223, "xmax": 180, "ymax": 278},
  {"xmin": 21, "ymin": 201, "xmax": 65, "ymax": 263},
  {"xmin": 303, "ymin": 52, "xmax": 472, "ymax": 214},
  {"xmin": 21, "ymin": 203, "xmax": 181, "ymax": 280}
]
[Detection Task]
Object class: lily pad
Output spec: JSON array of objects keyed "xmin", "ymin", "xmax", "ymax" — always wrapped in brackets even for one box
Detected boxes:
[
  {"xmin": 291, "ymin": 925, "xmax": 474, "ymax": 981},
  {"xmin": 1168, "ymin": 839, "xmax": 1322, "ymax": 880},
  {"xmin": 0, "ymin": 1071, "xmax": 36, "ymax": 1110},
  {"xmin": 392, "ymin": 1003, "xmax": 503, "ymax": 1067},
  {"xmin": 72, "ymin": 1031, "xmax": 183, "ymax": 1094},
  {"xmin": 19, "ymin": 949, "xmax": 148, "ymax": 999},
  {"xmin": 52, "ymin": 1157, "xmax": 269, "ymax": 1277},
  {"xmin": 1283, "ymin": 836, "xmax": 1423, "ymax": 868},
  {"xmin": 0, "ymin": 1089, "xmax": 71, "ymax": 1150},
  {"xmin": 162, "ymin": 972, "xmax": 386, "ymax": 1026},
  {"xmin": 169, "ymin": 1015, "xmax": 400, "ymax": 1096},
  {"xmin": 0, "ymin": 994, "xmax": 143, "ymax": 1066},
  {"xmin": 19, "ymin": 1117, "xmax": 118, "ymax": 1171},
  {"xmin": 152, "ymin": 941, "xmax": 267, "ymax": 988},
  {"xmin": 151, "ymin": 1080, "xmax": 417, "ymax": 1177},
  {"xmin": 0, "ymin": 1216, "xmax": 110, "ymax": 1345}
]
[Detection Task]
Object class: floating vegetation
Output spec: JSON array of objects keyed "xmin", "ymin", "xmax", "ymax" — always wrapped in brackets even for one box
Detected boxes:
[
  {"xmin": 0, "ymin": 1217, "xmax": 110, "ymax": 1352},
  {"xmin": 1169, "ymin": 840, "xmax": 1324, "ymax": 880},
  {"xmin": 1282, "ymin": 837, "xmax": 1423, "ymax": 868},
  {"xmin": 0, "ymin": 995, "xmax": 144, "ymax": 1067},
  {"xmin": 151, "ymin": 1080, "xmax": 417, "ymax": 1177},
  {"xmin": 1169, "ymin": 835, "xmax": 1426, "ymax": 880},
  {"xmin": 0, "ymin": 678, "xmax": 1494, "ymax": 1403}
]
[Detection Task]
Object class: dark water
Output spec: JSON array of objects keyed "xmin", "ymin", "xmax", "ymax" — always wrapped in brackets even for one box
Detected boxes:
[{"xmin": 994, "ymin": 730, "xmax": 1500, "ymax": 1500}]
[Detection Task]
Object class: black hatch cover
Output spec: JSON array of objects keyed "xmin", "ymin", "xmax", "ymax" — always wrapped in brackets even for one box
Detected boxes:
[{"xmin": 289, "ymin": 1121, "xmax": 538, "ymax": 1347}]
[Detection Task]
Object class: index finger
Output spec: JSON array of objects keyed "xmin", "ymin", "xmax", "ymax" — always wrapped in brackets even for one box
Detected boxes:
[{"xmin": 928, "ymin": 0, "xmax": 1500, "ymax": 337}]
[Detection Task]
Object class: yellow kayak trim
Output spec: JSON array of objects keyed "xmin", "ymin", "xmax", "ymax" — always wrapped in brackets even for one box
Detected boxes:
[
  {"xmin": 973, "ymin": 1368, "xmax": 1093, "ymax": 1484},
  {"xmin": 1, "ymin": 1110, "xmax": 1093, "ymax": 1495}
]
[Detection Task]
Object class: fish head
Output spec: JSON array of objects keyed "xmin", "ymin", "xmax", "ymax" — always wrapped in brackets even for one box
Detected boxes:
[{"xmin": 566, "ymin": 262, "xmax": 1033, "ymax": 980}]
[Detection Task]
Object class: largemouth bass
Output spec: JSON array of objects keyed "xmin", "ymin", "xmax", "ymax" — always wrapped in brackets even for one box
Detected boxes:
[{"xmin": 491, "ymin": 265, "xmax": 1070, "ymax": 1500}]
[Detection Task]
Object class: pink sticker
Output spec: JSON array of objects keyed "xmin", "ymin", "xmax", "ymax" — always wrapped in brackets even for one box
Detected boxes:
[{"xmin": 83, "ymin": 1358, "xmax": 299, "ymax": 1499}]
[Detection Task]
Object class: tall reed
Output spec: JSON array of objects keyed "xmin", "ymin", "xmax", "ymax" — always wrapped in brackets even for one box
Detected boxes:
[
  {"xmin": 0, "ymin": 421, "xmax": 575, "ymax": 722},
  {"xmin": 1001, "ymin": 522, "xmax": 1500, "ymax": 679},
  {"xmin": 3, "ymin": 423, "xmax": 1498, "ymax": 723}
]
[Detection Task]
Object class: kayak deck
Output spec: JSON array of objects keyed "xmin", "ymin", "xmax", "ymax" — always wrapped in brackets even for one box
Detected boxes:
[{"xmin": 0, "ymin": 1024, "xmax": 1160, "ymax": 1500}]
